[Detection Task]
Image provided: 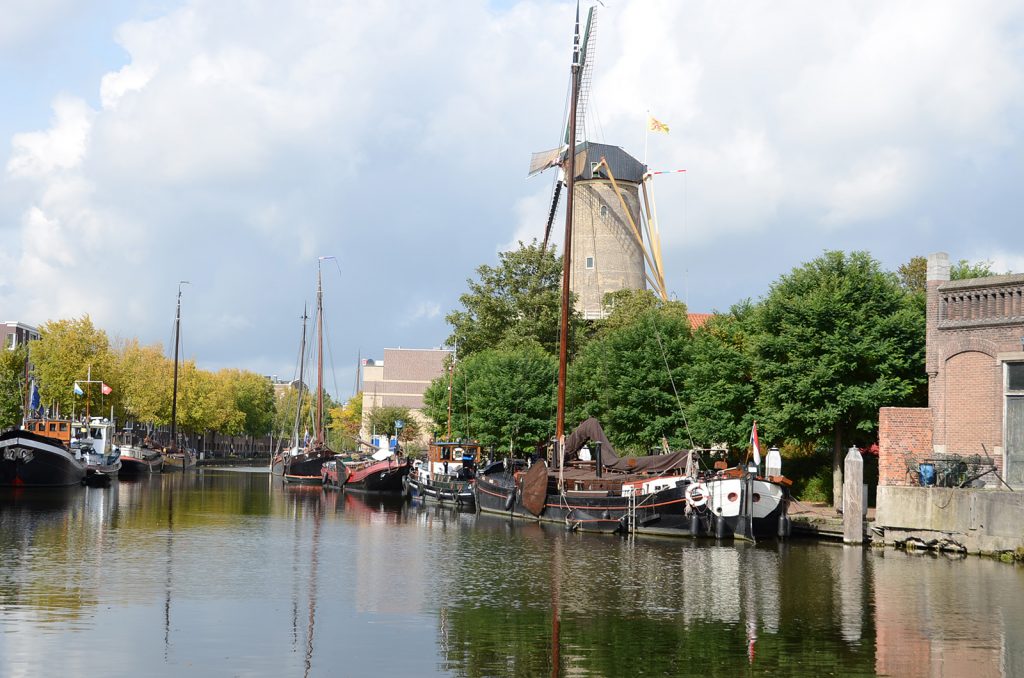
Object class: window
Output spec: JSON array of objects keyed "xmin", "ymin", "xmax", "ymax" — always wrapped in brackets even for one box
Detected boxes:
[
  {"xmin": 49, "ymin": 423, "xmax": 57, "ymax": 432},
  {"xmin": 586, "ymin": 257, "xmax": 595, "ymax": 269},
  {"xmin": 591, "ymin": 162, "xmax": 601, "ymax": 176},
  {"xmin": 1010, "ymin": 363, "xmax": 1024, "ymax": 392},
  {"xmin": 600, "ymin": 205, "xmax": 609, "ymax": 217},
  {"xmin": 59, "ymin": 423, "xmax": 67, "ymax": 431}
]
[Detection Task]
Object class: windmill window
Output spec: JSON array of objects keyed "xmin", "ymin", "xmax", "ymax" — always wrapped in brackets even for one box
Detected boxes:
[
  {"xmin": 600, "ymin": 205, "xmax": 609, "ymax": 217},
  {"xmin": 591, "ymin": 162, "xmax": 601, "ymax": 176},
  {"xmin": 586, "ymin": 257, "xmax": 595, "ymax": 269}
]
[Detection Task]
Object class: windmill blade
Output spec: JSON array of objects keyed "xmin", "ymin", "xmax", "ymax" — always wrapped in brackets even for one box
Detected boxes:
[
  {"xmin": 527, "ymin": 146, "xmax": 566, "ymax": 178},
  {"xmin": 541, "ymin": 179, "xmax": 564, "ymax": 251},
  {"xmin": 563, "ymin": 5, "xmax": 598, "ymax": 145}
]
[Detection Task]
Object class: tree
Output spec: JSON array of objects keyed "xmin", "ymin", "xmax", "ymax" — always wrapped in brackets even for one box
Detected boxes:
[
  {"xmin": 753, "ymin": 251, "xmax": 927, "ymax": 504},
  {"xmin": 0, "ymin": 346, "xmax": 28, "ymax": 429},
  {"xmin": 225, "ymin": 369, "xmax": 276, "ymax": 438},
  {"xmin": 896, "ymin": 256, "xmax": 927, "ymax": 293},
  {"xmin": 110, "ymin": 338, "xmax": 172, "ymax": 426},
  {"xmin": 951, "ymin": 258, "xmax": 998, "ymax": 280},
  {"xmin": 423, "ymin": 344, "xmax": 557, "ymax": 453},
  {"xmin": 568, "ymin": 301, "xmax": 691, "ymax": 455},
  {"xmin": 31, "ymin": 316, "xmax": 113, "ymax": 416},
  {"xmin": 445, "ymin": 240, "xmax": 584, "ymax": 358},
  {"xmin": 367, "ymin": 405, "xmax": 421, "ymax": 445},
  {"xmin": 328, "ymin": 392, "xmax": 362, "ymax": 449},
  {"xmin": 683, "ymin": 301, "xmax": 760, "ymax": 451}
]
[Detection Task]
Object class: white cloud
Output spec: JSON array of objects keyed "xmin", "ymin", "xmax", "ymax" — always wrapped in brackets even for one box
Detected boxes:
[
  {"xmin": 1, "ymin": 0, "xmax": 1022, "ymax": 373},
  {"xmin": 7, "ymin": 96, "xmax": 93, "ymax": 178}
]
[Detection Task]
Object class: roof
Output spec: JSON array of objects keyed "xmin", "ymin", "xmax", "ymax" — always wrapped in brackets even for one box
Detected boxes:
[{"xmin": 688, "ymin": 313, "xmax": 714, "ymax": 330}]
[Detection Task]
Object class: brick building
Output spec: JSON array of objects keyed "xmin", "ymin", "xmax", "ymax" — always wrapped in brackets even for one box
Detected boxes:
[
  {"xmin": 359, "ymin": 347, "xmax": 451, "ymax": 448},
  {"xmin": 1, "ymin": 321, "xmax": 39, "ymax": 350},
  {"xmin": 878, "ymin": 252, "xmax": 1024, "ymax": 489}
]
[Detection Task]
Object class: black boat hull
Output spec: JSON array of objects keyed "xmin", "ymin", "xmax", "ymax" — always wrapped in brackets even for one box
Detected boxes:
[
  {"xmin": 407, "ymin": 475, "xmax": 475, "ymax": 507},
  {"xmin": 283, "ymin": 451, "xmax": 332, "ymax": 484},
  {"xmin": 346, "ymin": 464, "xmax": 411, "ymax": 494},
  {"xmin": 0, "ymin": 430, "xmax": 86, "ymax": 487},
  {"xmin": 474, "ymin": 470, "xmax": 691, "ymax": 534}
]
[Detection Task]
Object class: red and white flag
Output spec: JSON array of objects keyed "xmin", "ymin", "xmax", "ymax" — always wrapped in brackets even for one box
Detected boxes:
[
  {"xmin": 750, "ymin": 421, "xmax": 761, "ymax": 466},
  {"xmin": 100, "ymin": 382, "xmax": 112, "ymax": 395}
]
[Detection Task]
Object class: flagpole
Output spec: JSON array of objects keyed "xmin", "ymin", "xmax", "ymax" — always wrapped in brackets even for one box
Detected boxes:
[{"xmin": 643, "ymin": 109, "xmax": 650, "ymax": 165}]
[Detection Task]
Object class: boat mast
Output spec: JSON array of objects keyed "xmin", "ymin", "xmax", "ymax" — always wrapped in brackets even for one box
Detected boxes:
[
  {"xmin": 292, "ymin": 306, "xmax": 308, "ymax": 449},
  {"xmin": 315, "ymin": 260, "xmax": 325, "ymax": 446},
  {"xmin": 170, "ymin": 281, "xmax": 188, "ymax": 457},
  {"xmin": 555, "ymin": 3, "xmax": 582, "ymax": 473},
  {"xmin": 446, "ymin": 342, "xmax": 456, "ymax": 441}
]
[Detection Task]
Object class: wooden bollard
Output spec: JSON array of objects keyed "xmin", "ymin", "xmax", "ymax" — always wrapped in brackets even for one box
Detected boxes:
[{"xmin": 843, "ymin": 446, "xmax": 864, "ymax": 544}]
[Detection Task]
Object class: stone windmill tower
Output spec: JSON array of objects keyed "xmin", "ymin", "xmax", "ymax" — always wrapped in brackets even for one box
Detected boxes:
[{"xmin": 529, "ymin": 6, "xmax": 664, "ymax": 320}]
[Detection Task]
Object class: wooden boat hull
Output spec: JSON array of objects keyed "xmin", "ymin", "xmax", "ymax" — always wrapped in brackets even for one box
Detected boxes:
[
  {"xmin": 344, "ymin": 459, "xmax": 411, "ymax": 494},
  {"xmin": 163, "ymin": 452, "xmax": 196, "ymax": 470},
  {"xmin": 0, "ymin": 430, "xmax": 86, "ymax": 487}
]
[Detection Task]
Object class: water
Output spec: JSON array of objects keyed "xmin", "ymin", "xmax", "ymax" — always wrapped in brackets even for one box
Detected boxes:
[{"xmin": 1, "ymin": 470, "xmax": 1022, "ymax": 677}]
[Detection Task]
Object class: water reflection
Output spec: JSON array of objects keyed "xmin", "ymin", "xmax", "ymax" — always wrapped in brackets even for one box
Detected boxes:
[{"xmin": 1, "ymin": 472, "xmax": 1022, "ymax": 677}]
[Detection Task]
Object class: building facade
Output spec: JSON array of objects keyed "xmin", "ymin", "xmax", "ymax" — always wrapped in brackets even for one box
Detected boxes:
[
  {"xmin": 359, "ymin": 348, "xmax": 451, "ymax": 448},
  {"xmin": 1, "ymin": 321, "xmax": 40, "ymax": 350},
  {"xmin": 879, "ymin": 252, "xmax": 1024, "ymax": 489}
]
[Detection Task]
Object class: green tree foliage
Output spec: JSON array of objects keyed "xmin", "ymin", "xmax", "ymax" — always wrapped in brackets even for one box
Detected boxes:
[
  {"xmin": 0, "ymin": 346, "xmax": 28, "ymax": 428},
  {"xmin": 950, "ymin": 258, "xmax": 998, "ymax": 279},
  {"xmin": 753, "ymin": 251, "xmax": 927, "ymax": 503},
  {"xmin": 568, "ymin": 300, "xmax": 691, "ymax": 454},
  {"xmin": 423, "ymin": 344, "xmax": 557, "ymax": 453},
  {"xmin": 683, "ymin": 302, "xmax": 759, "ymax": 450},
  {"xmin": 31, "ymin": 315, "xmax": 113, "ymax": 415},
  {"xmin": 222, "ymin": 369, "xmax": 276, "ymax": 437},
  {"xmin": 367, "ymin": 405, "xmax": 422, "ymax": 445},
  {"xmin": 445, "ymin": 240, "xmax": 583, "ymax": 358}
]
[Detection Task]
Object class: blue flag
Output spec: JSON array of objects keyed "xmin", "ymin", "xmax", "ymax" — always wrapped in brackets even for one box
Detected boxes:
[
  {"xmin": 73, "ymin": 382, "xmax": 84, "ymax": 397},
  {"xmin": 30, "ymin": 381, "xmax": 40, "ymax": 412}
]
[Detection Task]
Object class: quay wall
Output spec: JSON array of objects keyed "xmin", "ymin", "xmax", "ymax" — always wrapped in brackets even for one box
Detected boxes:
[{"xmin": 876, "ymin": 486, "xmax": 1024, "ymax": 553}]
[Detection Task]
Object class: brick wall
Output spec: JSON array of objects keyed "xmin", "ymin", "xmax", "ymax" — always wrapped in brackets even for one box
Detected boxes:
[{"xmin": 879, "ymin": 407, "xmax": 932, "ymax": 486}]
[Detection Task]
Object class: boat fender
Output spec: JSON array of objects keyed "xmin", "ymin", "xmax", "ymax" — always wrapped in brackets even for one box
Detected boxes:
[
  {"xmin": 686, "ymin": 483, "xmax": 708, "ymax": 508},
  {"xmin": 689, "ymin": 512, "xmax": 701, "ymax": 537},
  {"xmin": 602, "ymin": 510, "xmax": 611, "ymax": 521},
  {"xmin": 777, "ymin": 514, "xmax": 790, "ymax": 539},
  {"xmin": 715, "ymin": 514, "xmax": 727, "ymax": 540},
  {"xmin": 504, "ymin": 491, "xmax": 515, "ymax": 512}
]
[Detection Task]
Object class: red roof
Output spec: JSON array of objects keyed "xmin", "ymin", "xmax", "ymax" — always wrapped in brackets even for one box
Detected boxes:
[{"xmin": 688, "ymin": 313, "xmax": 713, "ymax": 330}]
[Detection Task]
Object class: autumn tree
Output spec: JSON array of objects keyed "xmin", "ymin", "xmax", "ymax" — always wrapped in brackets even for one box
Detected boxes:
[
  {"xmin": 328, "ymin": 392, "xmax": 363, "ymax": 449},
  {"xmin": 110, "ymin": 338, "xmax": 172, "ymax": 426},
  {"xmin": 31, "ymin": 316, "xmax": 113, "ymax": 415}
]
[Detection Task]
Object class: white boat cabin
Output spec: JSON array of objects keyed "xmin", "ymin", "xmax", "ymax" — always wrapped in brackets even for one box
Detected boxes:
[{"xmin": 419, "ymin": 441, "xmax": 482, "ymax": 482}]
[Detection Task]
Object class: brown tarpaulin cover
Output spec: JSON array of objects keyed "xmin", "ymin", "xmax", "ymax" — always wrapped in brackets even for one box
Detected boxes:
[
  {"xmin": 520, "ymin": 460, "xmax": 548, "ymax": 516},
  {"xmin": 563, "ymin": 418, "xmax": 690, "ymax": 474}
]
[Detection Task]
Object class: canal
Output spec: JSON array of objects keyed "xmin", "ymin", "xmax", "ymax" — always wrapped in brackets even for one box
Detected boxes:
[{"xmin": 1, "ymin": 470, "xmax": 1021, "ymax": 677}]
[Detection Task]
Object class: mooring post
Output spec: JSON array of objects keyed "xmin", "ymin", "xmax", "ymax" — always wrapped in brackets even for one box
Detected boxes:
[{"xmin": 843, "ymin": 446, "xmax": 864, "ymax": 544}]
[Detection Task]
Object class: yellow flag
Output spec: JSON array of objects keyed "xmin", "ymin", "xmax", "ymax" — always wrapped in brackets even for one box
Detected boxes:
[{"xmin": 648, "ymin": 115, "xmax": 670, "ymax": 134}]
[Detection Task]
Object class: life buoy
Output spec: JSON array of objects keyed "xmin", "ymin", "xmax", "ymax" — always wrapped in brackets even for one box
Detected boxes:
[{"xmin": 686, "ymin": 483, "xmax": 708, "ymax": 508}]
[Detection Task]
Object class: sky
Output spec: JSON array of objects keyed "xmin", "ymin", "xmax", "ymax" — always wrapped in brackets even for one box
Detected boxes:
[{"xmin": 2, "ymin": 0, "xmax": 1023, "ymax": 401}]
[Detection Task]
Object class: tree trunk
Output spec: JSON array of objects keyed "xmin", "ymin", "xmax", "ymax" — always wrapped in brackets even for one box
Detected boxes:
[{"xmin": 832, "ymin": 425, "xmax": 843, "ymax": 506}]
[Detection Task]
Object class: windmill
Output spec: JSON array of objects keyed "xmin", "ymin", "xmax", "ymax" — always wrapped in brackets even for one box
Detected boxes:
[{"xmin": 529, "ymin": 4, "xmax": 669, "ymax": 319}]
